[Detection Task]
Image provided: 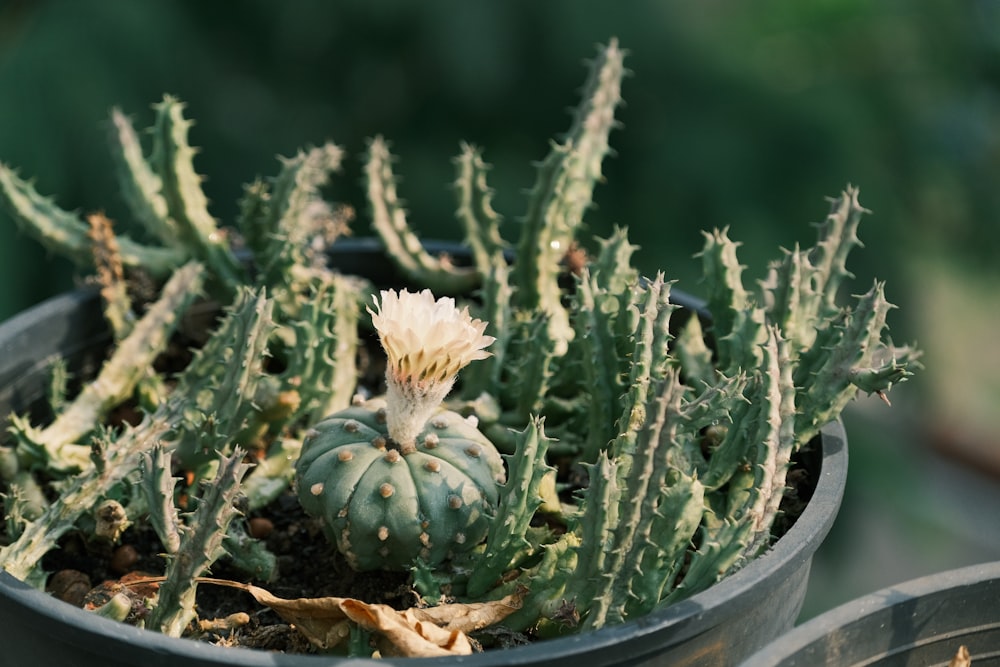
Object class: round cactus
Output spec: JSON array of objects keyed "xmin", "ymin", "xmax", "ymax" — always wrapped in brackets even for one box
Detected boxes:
[{"xmin": 296, "ymin": 397, "xmax": 506, "ymax": 571}]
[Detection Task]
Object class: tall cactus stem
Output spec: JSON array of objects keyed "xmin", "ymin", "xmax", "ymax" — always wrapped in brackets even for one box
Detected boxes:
[
  {"xmin": 138, "ymin": 445, "xmax": 183, "ymax": 554},
  {"xmin": 607, "ymin": 274, "xmax": 674, "ymax": 473},
  {"xmin": 466, "ymin": 417, "xmax": 554, "ymax": 598},
  {"xmin": 698, "ymin": 228, "xmax": 766, "ymax": 374},
  {"xmin": 149, "ymin": 95, "xmax": 245, "ymax": 291},
  {"xmin": 0, "ymin": 163, "xmax": 183, "ymax": 275},
  {"xmin": 453, "ymin": 142, "xmax": 506, "ymax": 276},
  {"xmin": 365, "ymin": 136, "xmax": 479, "ymax": 295},
  {"xmin": 514, "ymin": 39, "xmax": 626, "ymax": 355},
  {"xmin": 572, "ymin": 268, "xmax": 628, "ymax": 463},
  {"xmin": 147, "ymin": 448, "xmax": 252, "ymax": 637},
  {"xmin": 13, "ymin": 261, "xmax": 204, "ymax": 472},
  {"xmin": 108, "ymin": 107, "xmax": 178, "ymax": 247},
  {"xmin": 244, "ymin": 143, "xmax": 346, "ymax": 295}
]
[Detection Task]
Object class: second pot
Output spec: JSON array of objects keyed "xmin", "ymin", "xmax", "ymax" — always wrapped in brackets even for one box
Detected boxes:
[{"xmin": 741, "ymin": 560, "xmax": 1000, "ymax": 666}]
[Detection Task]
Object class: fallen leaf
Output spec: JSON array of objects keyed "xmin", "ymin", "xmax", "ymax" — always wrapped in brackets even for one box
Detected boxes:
[
  {"xmin": 240, "ymin": 585, "xmax": 355, "ymax": 650},
  {"xmin": 170, "ymin": 578, "xmax": 525, "ymax": 657},
  {"xmin": 243, "ymin": 584, "xmax": 524, "ymax": 656},
  {"xmin": 340, "ymin": 598, "xmax": 470, "ymax": 657},
  {"xmin": 406, "ymin": 588, "xmax": 528, "ymax": 633},
  {"xmin": 949, "ymin": 645, "xmax": 972, "ymax": 667}
]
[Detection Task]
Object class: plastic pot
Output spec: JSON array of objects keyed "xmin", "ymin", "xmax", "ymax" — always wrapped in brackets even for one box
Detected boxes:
[
  {"xmin": 741, "ymin": 561, "xmax": 1000, "ymax": 666},
  {"xmin": 0, "ymin": 240, "xmax": 848, "ymax": 667}
]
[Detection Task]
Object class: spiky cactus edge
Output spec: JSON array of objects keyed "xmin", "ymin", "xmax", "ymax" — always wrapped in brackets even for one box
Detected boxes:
[{"xmin": 0, "ymin": 38, "xmax": 919, "ymax": 647}]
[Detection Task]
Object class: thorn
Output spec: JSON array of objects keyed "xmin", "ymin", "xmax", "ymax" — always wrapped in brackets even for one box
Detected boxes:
[{"xmin": 876, "ymin": 390, "xmax": 891, "ymax": 407}]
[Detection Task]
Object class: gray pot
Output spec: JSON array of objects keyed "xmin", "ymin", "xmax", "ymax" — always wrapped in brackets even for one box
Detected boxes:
[
  {"xmin": 741, "ymin": 561, "xmax": 1000, "ymax": 666},
  {"xmin": 0, "ymin": 240, "xmax": 849, "ymax": 667}
]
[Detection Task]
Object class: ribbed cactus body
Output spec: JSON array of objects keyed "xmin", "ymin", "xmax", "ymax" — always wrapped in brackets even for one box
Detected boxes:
[{"xmin": 296, "ymin": 398, "xmax": 505, "ymax": 571}]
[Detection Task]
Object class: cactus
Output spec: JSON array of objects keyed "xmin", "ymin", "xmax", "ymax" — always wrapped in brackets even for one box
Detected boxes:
[
  {"xmin": 0, "ymin": 38, "xmax": 920, "ymax": 654},
  {"xmin": 513, "ymin": 37, "xmax": 626, "ymax": 356},
  {"xmin": 146, "ymin": 448, "xmax": 252, "ymax": 637},
  {"xmin": 8, "ymin": 260, "xmax": 205, "ymax": 473},
  {"xmin": 296, "ymin": 397, "xmax": 505, "ymax": 571},
  {"xmin": 365, "ymin": 136, "xmax": 479, "ymax": 295},
  {"xmin": 463, "ymin": 416, "xmax": 554, "ymax": 598}
]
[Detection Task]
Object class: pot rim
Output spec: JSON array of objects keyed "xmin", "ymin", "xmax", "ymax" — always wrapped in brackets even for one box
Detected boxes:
[
  {"xmin": 0, "ymin": 239, "xmax": 849, "ymax": 666},
  {"xmin": 739, "ymin": 560, "xmax": 1000, "ymax": 667}
]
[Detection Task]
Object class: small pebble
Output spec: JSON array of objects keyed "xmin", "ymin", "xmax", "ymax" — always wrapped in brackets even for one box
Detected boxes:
[
  {"xmin": 249, "ymin": 517, "xmax": 274, "ymax": 540},
  {"xmin": 46, "ymin": 569, "xmax": 91, "ymax": 607},
  {"xmin": 109, "ymin": 544, "xmax": 140, "ymax": 575}
]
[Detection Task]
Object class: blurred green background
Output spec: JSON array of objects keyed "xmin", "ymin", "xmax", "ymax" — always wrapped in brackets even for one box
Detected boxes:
[{"xmin": 2, "ymin": 0, "xmax": 999, "ymax": 620}]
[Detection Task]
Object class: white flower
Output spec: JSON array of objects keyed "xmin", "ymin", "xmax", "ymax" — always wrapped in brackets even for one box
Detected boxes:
[{"xmin": 368, "ymin": 289, "xmax": 494, "ymax": 450}]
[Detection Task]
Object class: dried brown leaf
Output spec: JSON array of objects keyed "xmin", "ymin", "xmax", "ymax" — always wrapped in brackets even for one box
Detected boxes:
[
  {"xmin": 340, "ymin": 598, "xmax": 470, "ymax": 657},
  {"xmin": 407, "ymin": 587, "xmax": 528, "ymax": 633},
  {"xmin": 949, "ymin": 645, "xmax": 972, "ymax": 667},
  {"xmin": 240, "ymin": 585, "xmax": 354, "ymax": 650},
  {"xmin": 241, "ymin": 583, "xmax": 524, "ymax": 657},
  {"xmin": 152, "ymin": 578, "xmax": 525, "ymax": 657},
  {"xmin": 87, "ymin": 211, "xmax": 132, "ymax": 337}
]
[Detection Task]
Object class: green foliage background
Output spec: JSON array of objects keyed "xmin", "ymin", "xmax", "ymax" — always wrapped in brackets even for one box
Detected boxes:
[
  {"xmin": 3, "ymin": 0, "xmax": 1000, "ymax": 619},
  {"xmin": 5, "ymin": 1, "xmax": 999, "ymax": 324}
]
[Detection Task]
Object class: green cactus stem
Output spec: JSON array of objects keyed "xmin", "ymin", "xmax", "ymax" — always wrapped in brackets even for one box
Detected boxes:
[
  {"xmin": 662, "ymin": 515, "xmax": 752, "ymax": 606},
  {"xmin": 514, "ymin": 38, "xmax": 625, "ymax": 355},
  {"xmin": 280, "ymin": 275, "xmax": 361, "ymax": 426},
  {"xmin": 456, "ymin": 250, "xmax": 511, "ymax": 401},
  {"xmin": 503, "ymin": 531, "xmax": 581, "ymax": 634},
  {"xmin": 697, "ymin": 227, "xmax": 767, "ymax": 375},
  {"xmin": 453, "ymin": 142, "xmax": 506, "ymax": 277},
  {"xmin": 148, "ymin": 95, "xmax": 246, "ymax": 292},
  {"xmin": 172, "ymin": 288, "xmax": 275, "ymax": 467},
  {"xmin": 222, "ymin": 516, "xmax": 278, "ymax": 582},
  {"xmin": 791, "ymin": 280, "xmax": 906, "ymax": 446},
  {"xmin": 759, "ymin": 187, "xmax": 865, "ymax": 355},
  {"xmin": 147, "ymin": 448, "xmax": 252, "ymax": 637},
  {"xmin": 465, "ymin": 416, "xmax": 554, "ymax": 598},
  {"xmin": 740, "ymin": 327, "xmax": 797, "ymax": 559},
  {"xmin": 10, "ymin": 261, "xmax": 204, "ymax": 472},
  {"xmin": 2, "ymin": 470, "xmax": 48, "ymax": 539},
  {"xmin": 606, "ymin": 274, "xmax": 675, "ymax": 472},
  {"xmin": 507, "ymin": 313, "xmax": 560, "ymax": 426},
  {"xmin": 0, "ymin": 162, "xmax": 183, "ymax": 275},
  {"xmin": 365, "ymin": 136, "xmax": 479, "ymax": 295},
  {"xmin": 572, "ymin": 270, "xmax": 627, "ymax": 463},
  {"xmin": 452, "ymin": 143, "xmax": 512, "ymax": 400},
  {"xmin": 239, "ymin": 143, "xmax": 346, "ymax": 301},
  {"xmin": 673, "ymin": 312, "xmax": 715, "ymax": 389},
  {"xmin": 138, "ymin": 445, "xmax": 183, "ymax": 554},
  {"xmin": 109, "ymin": 107, "xmax": 180, "ymax": 249},
  {"xmin": 564, "ymin": 450, "xmax": 618, "ymax": 625}
]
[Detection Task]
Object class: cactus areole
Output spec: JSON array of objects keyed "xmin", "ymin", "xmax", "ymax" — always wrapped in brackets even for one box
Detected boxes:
[{"xmin": 295, "ymin": 289, "xmax": 506, "ymax": 570}]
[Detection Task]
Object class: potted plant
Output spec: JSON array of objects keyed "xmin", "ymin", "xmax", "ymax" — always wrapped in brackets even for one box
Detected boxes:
[
  {"xmin": 0, "ymin": 40, "xmax": 916, "ymax": 665},
  {"xmin": 740, "ymin": 561, "xmax": 1000, "ymax": 666}
]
